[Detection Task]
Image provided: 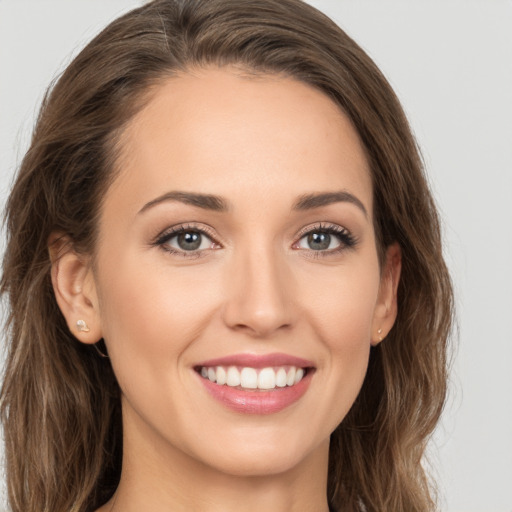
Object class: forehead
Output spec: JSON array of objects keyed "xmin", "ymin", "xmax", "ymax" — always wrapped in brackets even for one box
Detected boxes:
[{"xmin": 109, "ymin": 67, "xmax": 372, "ymax": 216}]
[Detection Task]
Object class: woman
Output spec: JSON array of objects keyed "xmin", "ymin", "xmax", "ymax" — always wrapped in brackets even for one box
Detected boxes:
[{"xmin": 0, "ymin": 0, "xmax": 453, "ymax": 511}]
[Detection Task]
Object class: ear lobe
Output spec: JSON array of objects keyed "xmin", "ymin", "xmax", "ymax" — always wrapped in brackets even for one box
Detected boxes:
[
  {"xmin": 49, "ymin": 234, "xmax": 102, "ymax": 344},
  {"xmin": 371, "ymin": 242, "xmax": 402, "ymax": 346}
]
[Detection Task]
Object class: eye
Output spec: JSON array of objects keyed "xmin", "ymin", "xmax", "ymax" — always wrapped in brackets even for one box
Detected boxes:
[
  {"xmin": 294, "ymin": 224, "xmax": 357, "ymax": 253},
  {"xmin": 297, "ymin": 231, "xmax": 341, "ymax": 251},
  {"xmin": 167, "ymin": 230, "xmax": 212, "ymax": 251},
  {"xmin": 154, "ymin": 225, "xmax": 219, "ymax": 256}
]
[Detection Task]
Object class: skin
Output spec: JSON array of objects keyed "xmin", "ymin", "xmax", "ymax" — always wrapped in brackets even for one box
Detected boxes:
[{"xmin": 51, "ymin": 67, "xmax": 401, "ymax": 512}]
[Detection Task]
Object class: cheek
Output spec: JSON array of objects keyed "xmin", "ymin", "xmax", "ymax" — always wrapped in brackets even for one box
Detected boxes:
[
  {"xmin": 296, "ymin": 256, "xmax": 380, "ymax": 420},
  {"xmin": 317, "ymin": 285, "xmax": 376, "ymax": 386},
  {"xmin": 300, "ymin": 259, "xmax": 380, "ymax": 351},
  {"xmin": 95, "ymin": 251, "xmax": 221, "ymax": 373}
]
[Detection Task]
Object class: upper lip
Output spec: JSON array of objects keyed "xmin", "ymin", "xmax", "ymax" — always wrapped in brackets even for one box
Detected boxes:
[{"xmin": 194, "ymin": 352, "xmax": 314, "ymax": 369}]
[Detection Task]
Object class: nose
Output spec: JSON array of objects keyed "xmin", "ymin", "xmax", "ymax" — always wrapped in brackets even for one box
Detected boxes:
[{"xmin": 221, "ymin": 244, "xmax": 295, "ymax": 338}]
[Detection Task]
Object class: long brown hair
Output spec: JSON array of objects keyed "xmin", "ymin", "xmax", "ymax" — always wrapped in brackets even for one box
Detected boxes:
[{"xmin": 1, "ymin": 1, "xmax": 453, "ymax": 511}]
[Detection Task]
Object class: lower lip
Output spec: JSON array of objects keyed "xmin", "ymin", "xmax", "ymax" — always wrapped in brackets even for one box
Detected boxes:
[{"xmin": 197, "ymin": 370, "xmax": 313, "ymax": 414}]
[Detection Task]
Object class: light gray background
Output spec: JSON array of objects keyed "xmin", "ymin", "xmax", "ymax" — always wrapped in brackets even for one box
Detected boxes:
[{"xmin": 1, "ymin": 1, "xmax": 511, "ymax": 511}]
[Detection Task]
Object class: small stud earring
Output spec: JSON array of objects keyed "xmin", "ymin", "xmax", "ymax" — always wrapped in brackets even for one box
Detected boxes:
[
  {"xmin": 76, "ymin": 319, "xmax": 90, "ymax": 333},
  {"xmin": 377, "ymin": 328, "xmax": 383, "ymax": 341}
]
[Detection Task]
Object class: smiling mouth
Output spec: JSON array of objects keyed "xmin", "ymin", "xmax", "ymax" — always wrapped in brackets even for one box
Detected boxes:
[{"xmin": 195, "ymin": 365, "xmax": 311, "ymax": 391}]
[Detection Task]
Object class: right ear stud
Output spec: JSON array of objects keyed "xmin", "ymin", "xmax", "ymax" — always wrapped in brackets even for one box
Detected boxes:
[{"xmin": 76, "ymin": 319, "xmax": 90, "ymax": 333}]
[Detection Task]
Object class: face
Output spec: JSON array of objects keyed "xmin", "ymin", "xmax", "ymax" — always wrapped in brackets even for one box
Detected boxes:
[{"xmin": 79, "ymin": 68, "xmax": 399, "ymax": 477}]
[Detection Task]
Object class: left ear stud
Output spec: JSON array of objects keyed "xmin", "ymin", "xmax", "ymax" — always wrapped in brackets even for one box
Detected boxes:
[
  {"xmin": 76, "ymin": 319, "xmax": 90, "ymax": 333},
  {"xmin": 377, "ymin": 328, "xmax": 383, "ymax": 342}
]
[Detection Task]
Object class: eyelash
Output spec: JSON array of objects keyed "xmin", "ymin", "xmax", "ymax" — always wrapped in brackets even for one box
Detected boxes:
[
  {"xmin": 153, "ymin": 222, "xmax": 358, "ymax": 259},
  {"xmin": 294, "ymin": 223, "xmax": 358, "ymax": 258},
  {"xmin": 153, "ymin": 223, "xmax": 218, "ymax": 259}
]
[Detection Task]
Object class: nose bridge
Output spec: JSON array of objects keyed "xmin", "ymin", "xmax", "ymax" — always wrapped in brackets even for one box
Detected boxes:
[{"xmin": 222, "ymin": 236, "xmax": 293, "ymax": 337}]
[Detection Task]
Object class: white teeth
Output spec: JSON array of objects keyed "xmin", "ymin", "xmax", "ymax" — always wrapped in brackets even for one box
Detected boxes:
[
  {"xmin": 258, "ymin": 367, "xmax": 276, "ymax": 390},
  {"xmin": 216, "ymin": 366, "xmax": 226, "ymax": 385},
  {"xmin": 276, "ymin": 368, "xmax": 287, "ymax": 387},
  {"xmin": 286, "ymin": 367, "xmax": 296, "ymax": 386},
  {"xmin": 240, "ymin": 367, "xmax": 258, "ymax": 389},
  {"xmin": 199, "ymin": 365, "xmax": 307, "ymax": 390},
  {"xmin": 226, "ymin": 366, "xmax": 241, "ymax": 387}
]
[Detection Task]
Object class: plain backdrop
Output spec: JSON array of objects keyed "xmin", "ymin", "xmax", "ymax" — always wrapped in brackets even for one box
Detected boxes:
[{"xmin": 1, "ymin": 1, "xmax": 511, "ymax": 511}]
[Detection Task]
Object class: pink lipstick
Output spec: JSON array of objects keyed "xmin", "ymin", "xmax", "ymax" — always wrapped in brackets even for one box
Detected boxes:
[{"xmin": 194, "ymin": 353, "xmax": 314, "ymax": 414}]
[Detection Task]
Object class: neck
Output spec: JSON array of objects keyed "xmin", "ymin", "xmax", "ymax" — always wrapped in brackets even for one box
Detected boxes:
[{"xmin": 100, "ymin": 408, "xmax": 331, "ymax": 512}]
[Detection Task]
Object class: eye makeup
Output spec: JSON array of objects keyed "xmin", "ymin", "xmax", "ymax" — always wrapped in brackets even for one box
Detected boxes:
[
  {"xmin": 150, "ymin": 220, "xmax": 358, "ymax": 260},
  {"xmin": 152, "ymin": 222, "xmax": 221, "ymax": 259},
  {"xmin": 293, "ymin": 222, "xmax": 359, "ymax": 259}
]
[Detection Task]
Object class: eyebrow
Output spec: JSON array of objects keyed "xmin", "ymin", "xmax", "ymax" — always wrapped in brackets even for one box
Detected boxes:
[
  {"xmin": 292, "ymin": 191, "xmax": 368, "ymax": 218},
  {"xmin": 138, "ymin": 189, "xmax": 367, "ymax": 217},
  {"xmin": 138, "ymin": 191, "xmax": 229, "ymax": 214}
]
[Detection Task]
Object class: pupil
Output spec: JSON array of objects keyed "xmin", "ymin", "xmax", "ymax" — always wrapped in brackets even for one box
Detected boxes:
[
  {"xmin": 177, "ymin": 231, "xmax": 202, "ymax": 250},
  {"xmin": 308, "ymin": 232, "xmax": 330, "ymax": 250}
]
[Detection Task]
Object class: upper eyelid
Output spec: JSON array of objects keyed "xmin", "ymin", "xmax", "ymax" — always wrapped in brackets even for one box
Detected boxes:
[
  {"xmin": 155, "ymin": 223, "xmax": 220, "ymax": 244},
  {"xmin": 156, "ymin": 221, "xmax": 348, "ymax": 236},
  {"xmin": 153, "ymin": 221, "xmax": 353, "ymax": 250},
  {"xmin": 295, "ymin": 222, "xmax": 350, "ymax": 238}
]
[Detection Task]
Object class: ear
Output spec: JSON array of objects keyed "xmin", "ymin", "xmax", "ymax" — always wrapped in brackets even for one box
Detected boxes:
[
  {"xmin": 49, "ymin": 233, "xmax": 102, "ymax": 344},
  {"xmin": 371, "ymin": 242, "xmax": 402, "ymax": 346}
]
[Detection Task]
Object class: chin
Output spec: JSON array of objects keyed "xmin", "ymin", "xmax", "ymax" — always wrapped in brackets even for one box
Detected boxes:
[{"xmin": 188, "ymin": 429, "xmax": 326, "ymax": 479}]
